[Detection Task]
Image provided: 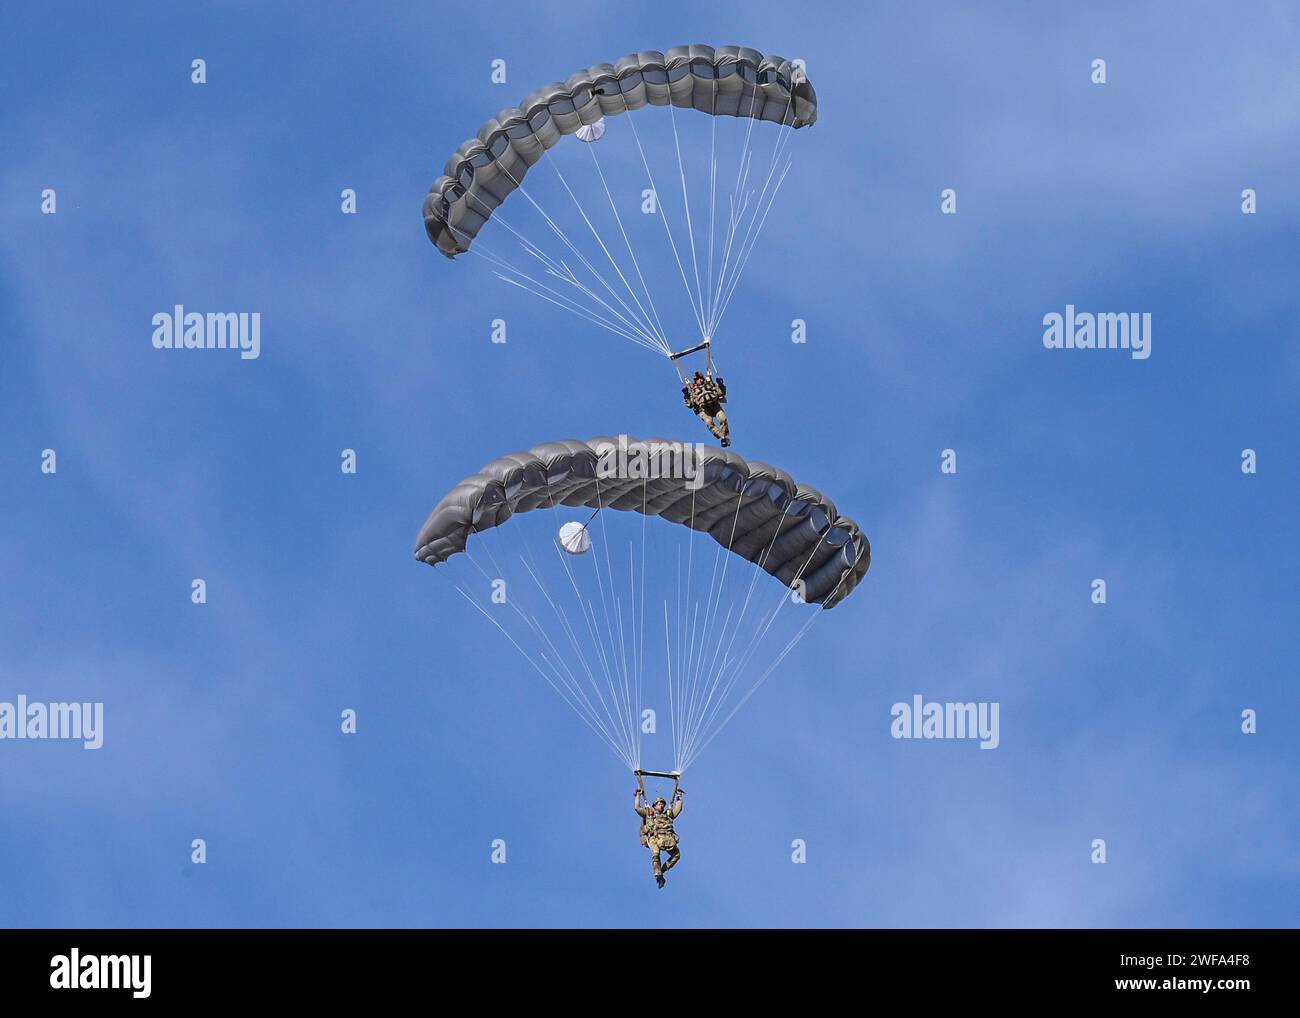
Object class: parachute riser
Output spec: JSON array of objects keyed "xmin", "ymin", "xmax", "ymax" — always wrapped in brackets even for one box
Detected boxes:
[
  {"xmin": 669, "ymin": 339, "xmax": 714, "ymax": 382},
  {"xmin": 635, "ymin": 768, "xmax": 681, "ymax": 799}
]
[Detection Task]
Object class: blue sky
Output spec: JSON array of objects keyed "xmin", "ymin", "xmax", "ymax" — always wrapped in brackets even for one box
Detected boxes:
[{"xmin": 1, "ymin": 1, "xmax": 1296, "ymax": 928}]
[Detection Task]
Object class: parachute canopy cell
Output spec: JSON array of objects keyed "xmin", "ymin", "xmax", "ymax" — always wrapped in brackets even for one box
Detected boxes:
[
  {"xmin": 414, "ymin": 437, "xmax": 869, "ymax": 609},
  {"xmin": 423, "ymin": 45, "xmax": 818, "ymax": 258}
]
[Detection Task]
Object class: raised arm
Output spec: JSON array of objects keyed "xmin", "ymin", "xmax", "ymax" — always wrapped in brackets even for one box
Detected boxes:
[{"xmin": 634, "ymin": 789, "xmax": 649, "ymax": 817}]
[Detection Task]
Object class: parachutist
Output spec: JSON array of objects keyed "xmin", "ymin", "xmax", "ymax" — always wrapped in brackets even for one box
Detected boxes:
[
  {"xmin": 683, "ymin": 370, "xmax": 730, "ymax": 447},
  {"xmin": 635, "ymin": 786, "xmax": 684, "ymax": 887}
]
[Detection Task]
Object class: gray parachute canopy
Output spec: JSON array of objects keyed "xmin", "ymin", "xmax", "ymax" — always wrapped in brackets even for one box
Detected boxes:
[
  {"xmin": 424, "ymin": 45, "xmax": 818, "ymax": 259},
  {"xmin": 414, "ymin": 437, "xmax": 869, "ymax": 609}
]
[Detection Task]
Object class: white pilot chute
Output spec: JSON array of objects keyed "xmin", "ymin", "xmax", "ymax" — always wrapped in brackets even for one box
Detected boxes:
[
  {"xmin": 575, "ymin": 117, "xmax": 606, "ymax": 143},
  {"xmin": 557, "ymin": 520, "xmax": 593, "ymax": 555}
]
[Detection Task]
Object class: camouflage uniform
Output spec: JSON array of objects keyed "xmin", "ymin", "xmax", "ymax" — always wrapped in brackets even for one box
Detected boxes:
[
  {"xmin": 683, "ymin": 376, "xmax": 730, "ymax": 443},
  {"xmin": 635, "ymin": 796, "xmax": 683, "ymax": 878}
]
